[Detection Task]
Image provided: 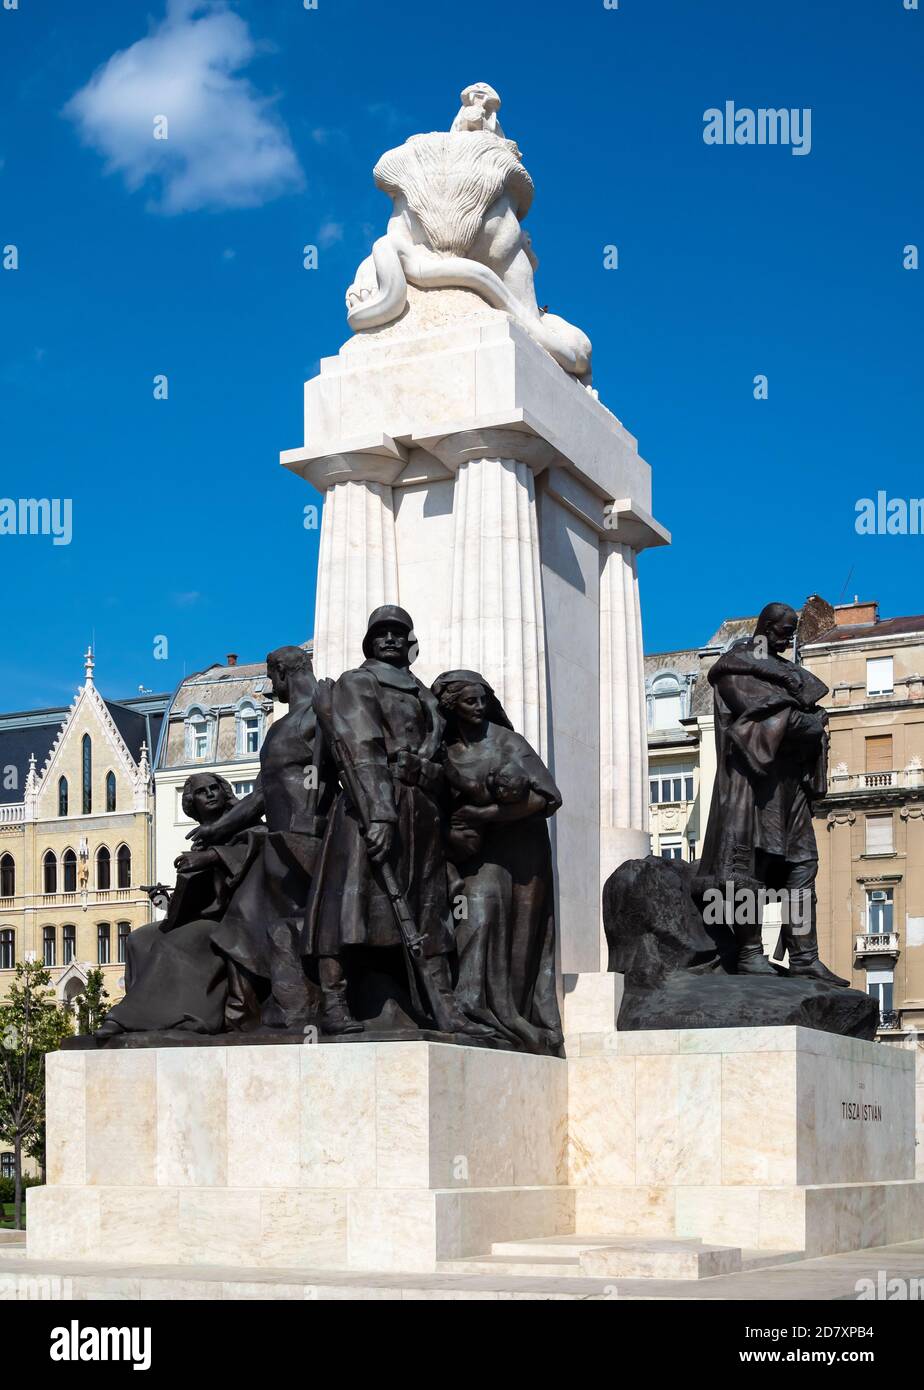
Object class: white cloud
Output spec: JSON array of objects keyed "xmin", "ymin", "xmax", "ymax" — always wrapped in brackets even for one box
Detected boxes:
[
  {"xmin": 64, "ymin": 0, "xmax": 303, "ymax": 214},
  {"xmin": 317, "ymin": 221, "xmax": 343, "ymax": 249}
]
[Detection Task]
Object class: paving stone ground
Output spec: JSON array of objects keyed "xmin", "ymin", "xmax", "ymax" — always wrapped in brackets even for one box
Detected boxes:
[{"xmin": 1, "ymin": 1238, "xmax": 924, "ymax": 1300}]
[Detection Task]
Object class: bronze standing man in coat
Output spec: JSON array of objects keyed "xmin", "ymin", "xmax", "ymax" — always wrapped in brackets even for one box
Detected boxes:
[
  {"xmin": 303, "ymin": 606, "xmax": 489, "ymax": 1036},
  {"xmin": 700, "ymin": 602, "xmax": 847, "ymax": 985}
]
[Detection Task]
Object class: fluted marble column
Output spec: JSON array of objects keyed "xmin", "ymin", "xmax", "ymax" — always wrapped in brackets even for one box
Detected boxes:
[
  {"xmin": 430, "ymin": 430, "xmax": 555, "ymax": 755},
  {"xmin": 313, "ymin": 480, "xmax": 399, "ymax": 678},
  {"xmin": 599, "ymin": 538, "xmax": 650, "ymax": 888},
  {"xmin": 298, "ymin": 448, "xmax": 405, "ymax": 679}
]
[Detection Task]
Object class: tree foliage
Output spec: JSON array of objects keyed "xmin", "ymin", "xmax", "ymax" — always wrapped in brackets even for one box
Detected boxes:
[
  {"xmin": 74, "ymin": 967, "xmax": 110, "ymax": 1035},
  {"xmin": 0, "ymin": 961, "xmax": 72, "ymax": 1228}
]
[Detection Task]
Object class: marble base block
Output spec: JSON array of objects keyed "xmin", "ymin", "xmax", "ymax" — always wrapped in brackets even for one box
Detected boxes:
[
  {"xmin": 567, "ymin": 1026, "xmax": 924, "ymax": 1257},
  {"xmin": 562, "ymin": 971, "xmax": 623, "ymax": 1038},
  {"xmin": 29, "ymin": 1042, "xmax": 569, "ymax": 1274}
]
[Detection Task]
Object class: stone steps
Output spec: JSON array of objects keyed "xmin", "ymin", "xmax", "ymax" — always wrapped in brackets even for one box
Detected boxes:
[
  {"xmin": 2, "ymin": 1239, "xmax": 922, "ymax": 1300},
  {"xmin": 438, "ymin": 1255, "xmax": 584, "ymax": 1278},
  {"xmin": 440, "ymin": 1235, "xmax": 806, "ymax": 1281}
]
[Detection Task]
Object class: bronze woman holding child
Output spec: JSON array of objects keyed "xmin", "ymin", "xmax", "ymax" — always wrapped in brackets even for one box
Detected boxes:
[{"xmin": 432, "ymin": 670, "xmax": 564, "ymax": 1054}]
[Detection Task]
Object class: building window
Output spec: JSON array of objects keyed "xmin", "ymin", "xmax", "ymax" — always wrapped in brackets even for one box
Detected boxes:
[
  {"xmin": 82, "ymin": 733, "xmax": 92, "ymax": 814},
  {"xmin": 235, "ymin": 701, "xmax": 263, "ymax": 757},
  {"xmin": 183, "ymin": 705, "xmax": 214, "ymax": 762},
  {"xmin": 688, "ymin": 838, "xmax": 697, "ymax": 862},
  {"xmin": 233, "ymin": 780, "xmax": 254, "ymax": 798},
  {"xmin": 866, "ymin": 968, "xmax": 894, "ymax": 1021},
  {"xmin": 659, "ymin": 836, "xmax": 684, "ymax": 860},
  {"xmin": 649, "ymin": 765, "xmax": 695, "ymax": 805},
  {"xmin": 43, "ymin": 925, "xmax": 56, "ymax": 967},
  {"xmin": 866, "ymin": 656, "xmax": 894, "ymax": 696},
  {"xmin": 58, "ymin": 776, "xmax": 68, "ymax": 817},
  {"xmin": 865, "ymin": 735, "xmax": 893, "ymax": 783},
  {"xmin": 43, "ymin": 851, "xmax": 57, "ymax": 895},
  {"xmin": 649, "ymin": 674, "xmax": 686, "ymax": 731},
  {"xmin": 96, "ymin": 846, "xmax": 111, "ymax": 891},
  {"xmin": 116, "ymin": 845, "xmax": 131, "ymax": 889},
  {"xmin": 97, "ymin": 923, "xmax": 111, "ymax": 965},
  {"xmin": 0, "ymin": 854, "xmax": 14, "ymax": 899},
  {"xmin": 865, "ymin": 814, "xmax": 894, "ymax": 856},
  {"xmin": 62, "ymin": 925, "xmax": 76, "ymax": 965},
  {"xmin": 0, "ymin": 929, "xmax": 14, "ymax": 969},
  {"xmin": 117, "ymin": 921, "xmax": 131, "ymax": 964},
  {"xmin": 866, "ymin": 888, "xmax": 894, "ymax": 934},
  {"xmin": 0, "ymin": 1153, "xmax": 13, "ymax": 1179},
  {"xmin": 62, "ymin": 848, "xmax": 77, "ymax": 893},
  {"xmin": 106, "ymin": 771, "xmax": 116, "ymax": 813}
]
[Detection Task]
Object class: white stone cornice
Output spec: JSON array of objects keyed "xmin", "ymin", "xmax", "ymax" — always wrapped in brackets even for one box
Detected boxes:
[
  {"xmin": 602, "ymin": 500, "xmax": 672, "ymax": 552},
  {"xmin": 280, "ymin": 434, "xmax": 407, "ymax": 492},
  {"xmin": 426, "ymin": 424, "xmax": 558, "ymax": 475}
]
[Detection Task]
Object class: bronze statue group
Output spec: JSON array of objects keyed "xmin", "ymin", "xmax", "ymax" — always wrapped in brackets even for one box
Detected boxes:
[
  {"xmin": 95, "ymin": 600, "xmax": 865, "ymax": 1053},
  {"xmin": 96, "ymin": 606, "xmax": 564, "ymax": 1053}
]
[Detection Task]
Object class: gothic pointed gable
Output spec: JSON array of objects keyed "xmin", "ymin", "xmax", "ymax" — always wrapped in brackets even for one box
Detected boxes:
[{"xmin": 34, "ymin": 655, "xmax": 149, "ymax": 821}]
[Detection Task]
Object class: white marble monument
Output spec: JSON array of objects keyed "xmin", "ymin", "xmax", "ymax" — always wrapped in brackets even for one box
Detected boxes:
[
  {"xmin": 281, "ymin": 84, "xmax": 669, "ymax": 997},
  {"xmin": 23, "ymin": 1028, "xmax": 924, "ymax": 1291},
  {"xmin": 16, "ymin": 87, "xmax": 924, "ymax": 1305}
]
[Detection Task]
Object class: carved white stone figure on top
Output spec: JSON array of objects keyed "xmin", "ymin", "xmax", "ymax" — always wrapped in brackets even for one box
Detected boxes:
[
  {"xmin": 449, "ymin": 81, "xmax": 507, "ymax": 139},
  {"xmin": 345, "ymin": 84, "xmax": 593, "ymax": 384}
]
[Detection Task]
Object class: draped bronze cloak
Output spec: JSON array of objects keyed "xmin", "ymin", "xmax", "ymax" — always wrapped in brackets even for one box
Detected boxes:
[
  {"xmin": 302, "ymin": 659, "xmax": 454, "ymax": 959},
  {"xmin": 699, "ymin": 641, "xmax": 829, "ymax": 880}
]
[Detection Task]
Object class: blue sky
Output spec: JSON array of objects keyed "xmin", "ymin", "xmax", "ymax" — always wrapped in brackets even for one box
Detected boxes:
[{"xmin": 1, "ymin": 0, "xmax": 921, "ymax": 710}]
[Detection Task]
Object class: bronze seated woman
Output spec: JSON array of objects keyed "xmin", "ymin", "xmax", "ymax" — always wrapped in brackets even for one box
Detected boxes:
[
  {"xmin": 432, "ymin": 670, "xmax": 564, "ymax": 1055},
  {"xmin": 94, "ymin": 773, "xmax": 265, "ymax": 1038}
]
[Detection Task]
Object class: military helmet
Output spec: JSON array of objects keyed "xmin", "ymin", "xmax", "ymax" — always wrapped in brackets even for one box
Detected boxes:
[{"xmin": 362, "ymin": 604, "xmax": 416, "ymax": 659}]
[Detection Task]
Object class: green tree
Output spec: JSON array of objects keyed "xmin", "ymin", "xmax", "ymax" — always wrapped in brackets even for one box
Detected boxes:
[
  {"xmin": 74, "ymin": 967, "xmax": 110, "ymax": 1035},
  {"xmin": 0, "ymin": 961, "xmax": 72, "ymax": 1228}
]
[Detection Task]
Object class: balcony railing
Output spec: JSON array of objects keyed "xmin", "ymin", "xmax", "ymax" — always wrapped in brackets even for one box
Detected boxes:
[
  {"xmin": 855, "ymin": 932, "xmax": 900, "ymax": 956},
  {"xmin": 878, "ymin": 1011, "xmax": 902, "ymax": 1031},
  {"xmin": 0, "ymin": 803, "xmax": 24, "ymax": 824},
  {"xmin": 828, "ymin": 768, "xmax": 924, "ymax": 794},
  {"xmin": 39, "ymin": 889, "xmax": 134, "ymax": 908}
]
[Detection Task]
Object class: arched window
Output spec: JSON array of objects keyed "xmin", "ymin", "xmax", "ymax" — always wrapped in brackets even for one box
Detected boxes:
[
  {"xmin": 184, "ymin": 706, "xmax": 212, "ymax": 761},
  {"xmin": 97, "ymin": 923, "xmax": 111, "ymax": 965},
  {"xmin": 58, "ymin": 776, "xmax": 69, "ymax": 817},
  {"xmin": 105, "ymin": 771, "xmax": 116, "ymax": 813},
  {"xmin": 0, "ymin": 929, "xmax": 14, "ymax": 970},
  {"xmin": 96, "ymin": 846, "xmax": 111, "ymax": 891},
  {"xmin": 0, "ymin": 854, "xmax": 14, "ymax": 899},
  {"xmin": 236, "ymin": 701, "xmax": 263, "ymax": 756},
  {"xmin": 116, "ymin": 844, "xmax": 131, "ymax": 889},
  {"xmin": 647, "ymin": 672, "xmax": 690, "ymax": 732},
  {"xmin": 43, "ymin": 851, "xmax": 57, "ymax": 895},
  {"xmin": 43, "ymin": 925, "xmax": 56, "ymax": 967},
  {"xmin": 82, "ymin": 733, "xmax": 92, "ymax": 814},
  {"xmin": 62, "ymin": 848, "xmax": 77, "ymax": 893}
]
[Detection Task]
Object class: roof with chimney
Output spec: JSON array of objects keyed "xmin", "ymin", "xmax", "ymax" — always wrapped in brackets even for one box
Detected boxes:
[{"xmin": 155, "ymin": 642, "xmax": 313, "ymax": 771}]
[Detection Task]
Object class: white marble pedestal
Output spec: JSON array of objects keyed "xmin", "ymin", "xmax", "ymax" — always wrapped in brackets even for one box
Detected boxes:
[
  {"xmin": 568, "ymin": 1027, "xmax": 924, "ymax": 1258},
  {"xmin": 25, "ymin": 1027, "xmax": 924, "ymax": 1295},
  {"xmin": 28, "ymin": 1042, "xmax": 569, "ymax": 1275}
]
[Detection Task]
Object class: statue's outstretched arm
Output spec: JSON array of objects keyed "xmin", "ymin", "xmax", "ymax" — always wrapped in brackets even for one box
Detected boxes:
[{"xmin": 187, "ymin": 780, "xmax": 266, "ymax": 846}]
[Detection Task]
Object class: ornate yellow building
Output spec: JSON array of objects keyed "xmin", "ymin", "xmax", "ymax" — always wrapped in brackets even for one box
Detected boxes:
[{"xmin": 0, "ymin": 652, "xmax": 168, "ymax": 1014}]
